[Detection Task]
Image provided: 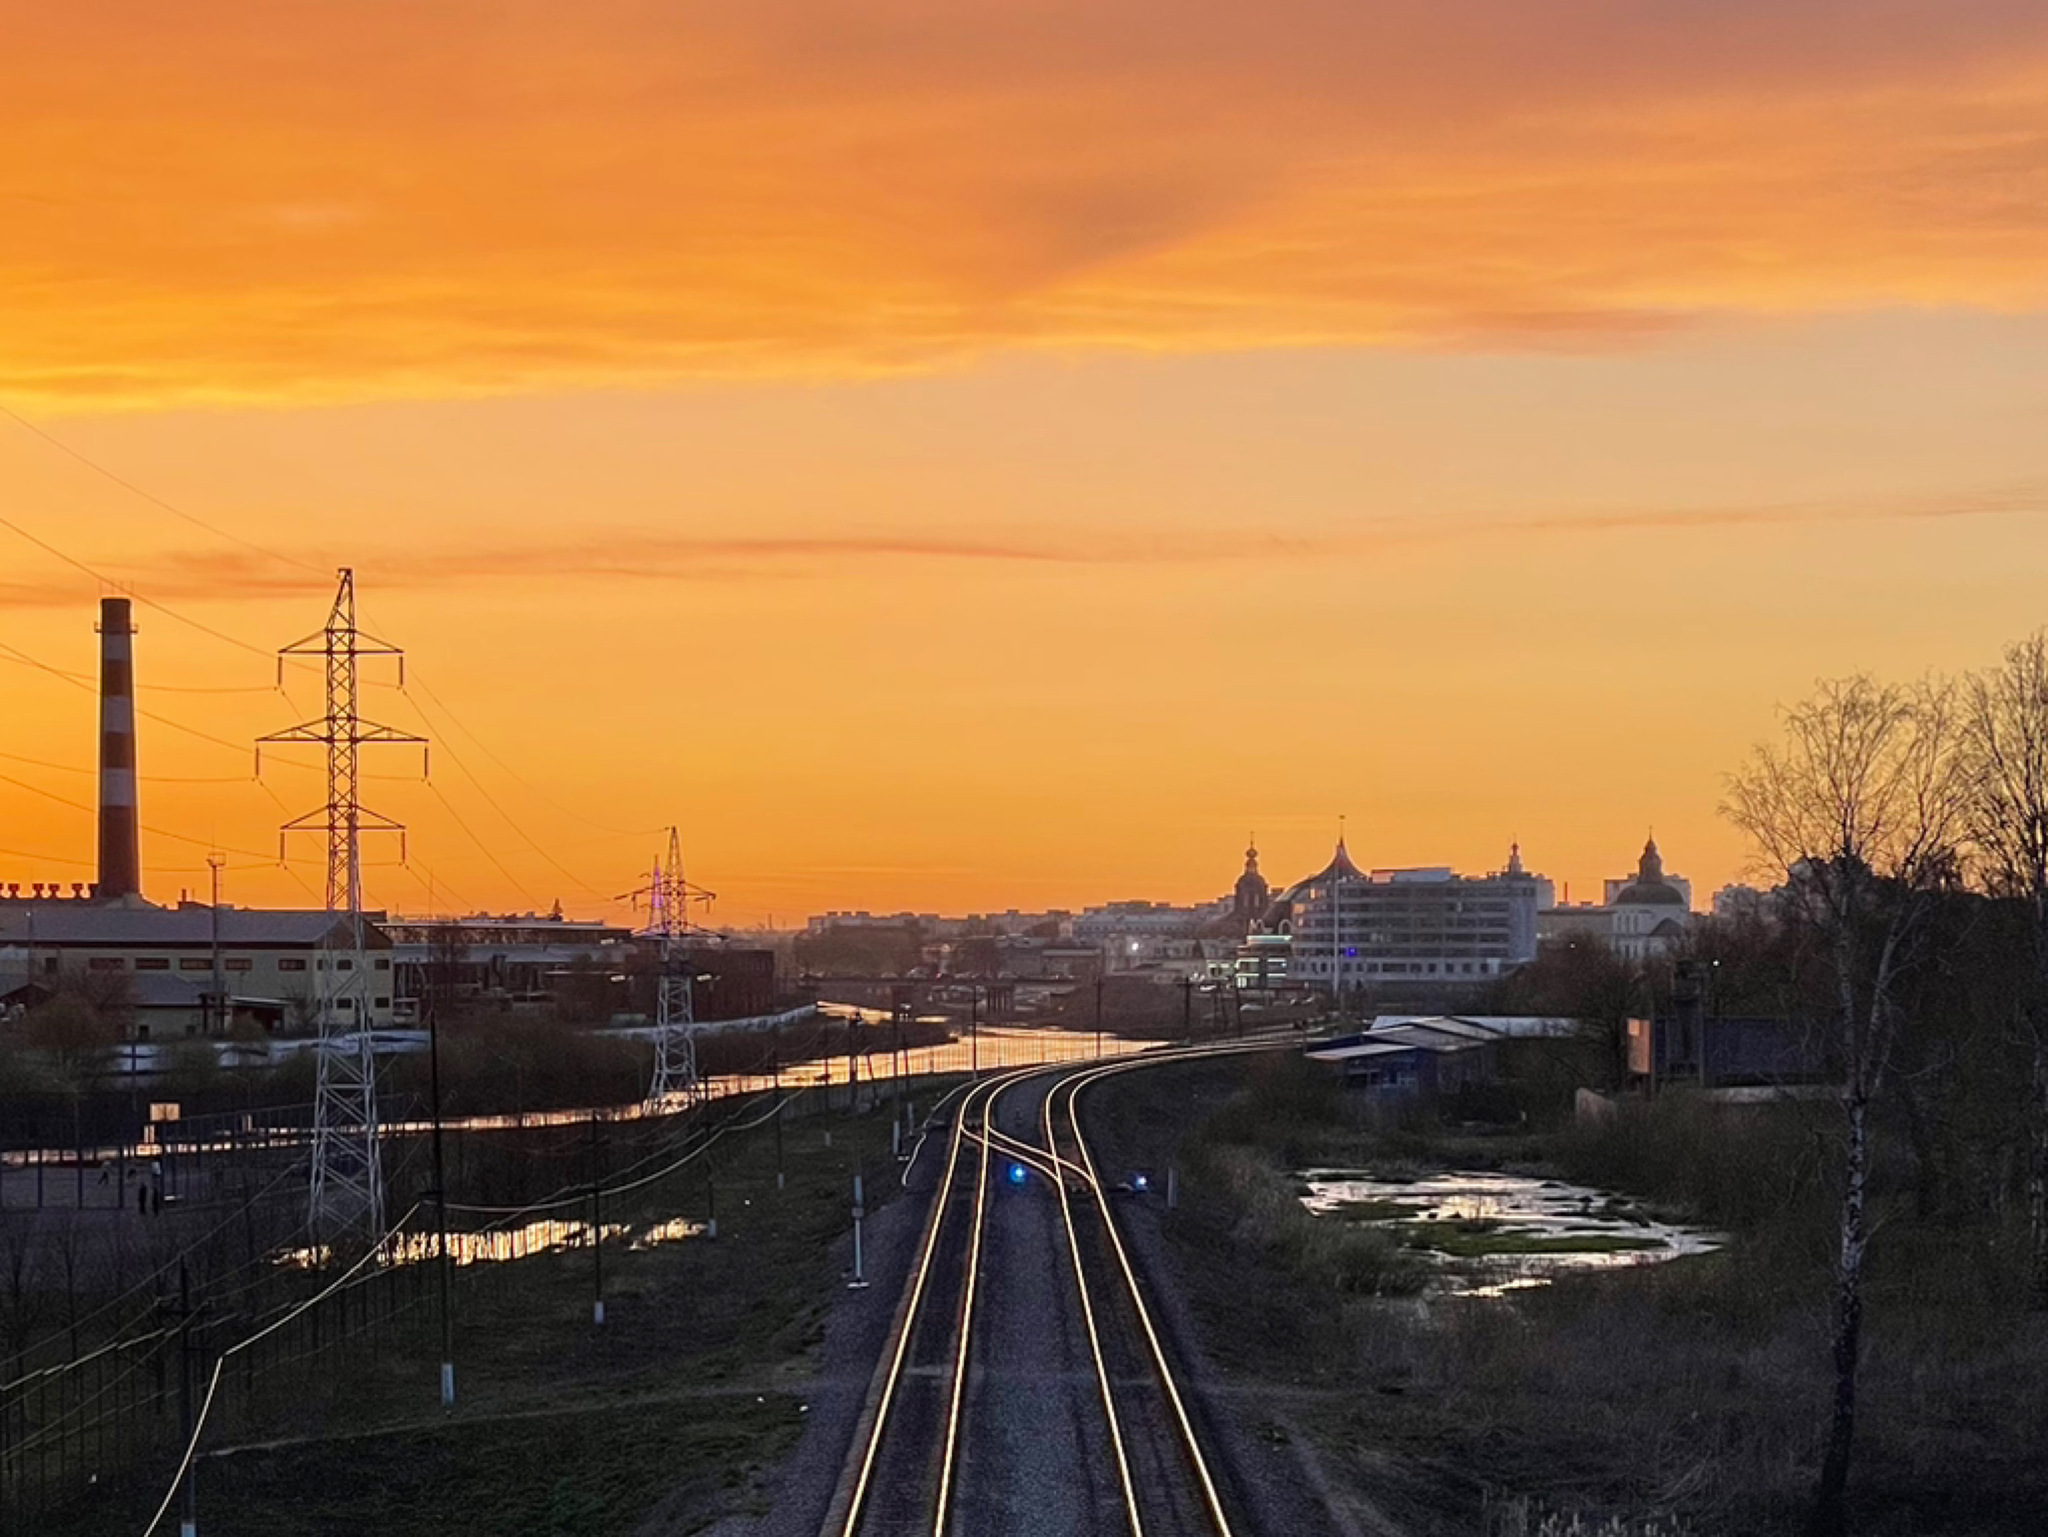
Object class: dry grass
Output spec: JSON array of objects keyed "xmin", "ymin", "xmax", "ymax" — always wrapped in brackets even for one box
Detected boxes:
[{"xmin": 1125, "ymin": 1055, "xmax": 2048, "ymax": 1536}]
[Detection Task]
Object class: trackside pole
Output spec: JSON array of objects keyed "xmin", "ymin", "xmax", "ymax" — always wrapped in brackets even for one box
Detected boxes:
[
  {"xmin": 849, "ymin": 1172, "xmax": 869, "ymax": 1290},
  {"xmin": 589, "ymin": 1114, "xmax": 606, "ymax": 1326}
]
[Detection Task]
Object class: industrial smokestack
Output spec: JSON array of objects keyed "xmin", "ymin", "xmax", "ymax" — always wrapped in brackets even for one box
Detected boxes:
[{"xmin": 97, "ymin": 597, "xmax": 141, "ymax": 902}]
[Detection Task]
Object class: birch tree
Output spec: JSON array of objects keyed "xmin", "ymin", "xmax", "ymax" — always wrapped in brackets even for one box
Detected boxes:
[
  {"xmin": 1723, "ymin": 674, "xmax": 1966, "ymax": 1537},
  {"xmin": 1963, "ymin": 631, "xmax": 2048, "ymax": 1311}
]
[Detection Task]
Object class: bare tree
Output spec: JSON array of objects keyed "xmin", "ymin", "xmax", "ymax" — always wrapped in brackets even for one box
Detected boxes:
[
  {"xmin": 1963, "ymin": 631, "xmax": 2048, "ymax": 1310},
  {"xmin": 1723, "ymin": 674, "xmax": 1967, "ymax": 1537}
]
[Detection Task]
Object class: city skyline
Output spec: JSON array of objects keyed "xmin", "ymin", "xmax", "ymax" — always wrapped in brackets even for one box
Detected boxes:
[{"xmin": 3, "ymin": 3, "xmax": 2046, "ymax": 923}]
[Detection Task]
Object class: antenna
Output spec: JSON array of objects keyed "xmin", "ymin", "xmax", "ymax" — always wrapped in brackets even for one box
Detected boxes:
[{"xmin": 258, "ymin": 569, "xmax": 426, "ymax": 1239}]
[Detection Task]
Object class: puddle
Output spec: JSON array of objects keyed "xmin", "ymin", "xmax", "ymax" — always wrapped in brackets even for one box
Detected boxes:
[
  {"xmin": 628, "ymin": 1217, "xmax": 709, "ymax": 1251},
  {"xmin": 1299, "ymin": 1170, "xmax": 1723, "ymax": 1297},
  {"xmin": 279, "ymin": 1213, "xmax": 707, "ymax": 1270}
]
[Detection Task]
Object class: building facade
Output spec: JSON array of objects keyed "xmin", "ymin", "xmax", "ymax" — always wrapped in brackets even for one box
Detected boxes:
[
  {"xmin": 0, "ymin": 899, "xmax": 395, "ymax": 1038},
  {"xmin": 379, "ymin": 912, "xmax": 633, "ymax": 1018},
  {"xmin": 1283, "ymin": 841, "xmax": 1546, "ymax": 997},
  {"xmin": 1537, "ymin": 838, "xmax": 1693, "ymax": 962}
]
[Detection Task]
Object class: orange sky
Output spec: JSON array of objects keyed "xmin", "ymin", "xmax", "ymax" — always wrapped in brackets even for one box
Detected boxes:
[{"xmin": 2, "ymin": 3, "xmax": 2047, "ymax": 924}]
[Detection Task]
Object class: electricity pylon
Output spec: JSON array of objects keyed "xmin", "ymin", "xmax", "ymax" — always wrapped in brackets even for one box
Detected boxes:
[
  {"xmin": 623, "ymin": 827, "xmax": 715, "ymax": 1106},
  {"xmin": 259, "ymin": 569, "xmax": 425, "ymax": 1240}
]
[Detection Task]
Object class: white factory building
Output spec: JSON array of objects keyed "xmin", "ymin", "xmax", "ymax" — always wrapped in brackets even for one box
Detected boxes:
[{"xmin": 0, "ymin": 900, "xmax": 396, "ymax": 1039}]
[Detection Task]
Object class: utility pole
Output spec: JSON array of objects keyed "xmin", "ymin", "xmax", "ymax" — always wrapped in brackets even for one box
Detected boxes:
[
  {"xmin": 175, "ymin": 1262, "xmax": 198, "ymax": 1537},
  {"xmin": 772, "ymin": 1049, "xmax": 785, "ymax": 1191},
  {"xmin": 1094, "ymin": 975, "xmax": 1105, "ymax": 1061},
  {"xmin": 589, "ymin": 1114, "xmax": 605, "ymax": 1326},
  {"xmin": 206, "ymin": 854, "xmax": 225, "ymax": 1041},
  {"xmin": 259, "ymin": 569, "xmax": 424, "ymax": 1241},
  {"xmin": 969, "ymin": 984, "xmax": 979, "ymax": 1080},
  {"xmin": 1181, "ymin": 975, "xmax": 1194, "ymax": 1046},
  {"xmin": 428, "ymin": 996, "xmax": 455, "ymax": 1407}
]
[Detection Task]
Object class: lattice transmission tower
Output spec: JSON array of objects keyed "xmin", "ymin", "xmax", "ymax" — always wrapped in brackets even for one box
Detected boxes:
[
  {"xmin": 624, "ymin": 827, "xmax": 716, "ymax": 1106},
  {"xmin": 259, "ymin": 569, "xmax": 425, "ymax": 1239}
]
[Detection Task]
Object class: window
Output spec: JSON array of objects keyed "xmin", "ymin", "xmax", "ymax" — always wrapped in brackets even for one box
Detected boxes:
[
  {"xmin": 279, "ymin": 958, "xmax": 307, "ymax": 973},
  {"xmin": 179, "ymin": 958, "xmax": 210, "ymax": 972},
  {"xmin": 88, "ymin": 956, "xmax": 125, "ymax": 972},
  {"xmin": 374, "ymin": 958, "xmax": 390, "ymax": 971},
  {"xmin": 225, "ymin": 958, "xmax": 252, "ymax": 973},
  {"xmin": 374, "ymin": 997, "xmax": 391, "ymax": 1010},
  {"xmin": 135, "ymin": 957, "xmax": 170, "ymax": 971},
  {"xmin": 337, "ymin": 959, "xmax": 354, "ymax": 972}
]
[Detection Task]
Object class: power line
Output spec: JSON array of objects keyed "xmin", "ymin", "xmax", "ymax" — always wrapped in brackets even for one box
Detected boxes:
[
  {"xmin": 0, "ymin": 510, "xmax": 277, "ymax": 659},
  {"xmin": 0, "ymin": 747, "xmax": 255, "ymax": 785},
  {"xmin": 0, "ymin": 636, "xmax": 294, "ymax": 759},
  {"xmin": 0, "ymin": 401, "xmax": 332, "ymax": 578},
  {"xmin": 401, "ymin": 666, "xmax": 658, "ymax": 840},
  {"xmin": 398, "ymin": 686, "xmax": 615, "ymax": 902},
  {"xmin": 424, "ymin": 778, "xmax": 539, "ymax": 907},
  {"xmin": 0, "ymin": 650, "xmax": 275, "ymax": 695},
  {"xmin": 0, "ymin": 767, "xmax": 277, "ymax": 861}
]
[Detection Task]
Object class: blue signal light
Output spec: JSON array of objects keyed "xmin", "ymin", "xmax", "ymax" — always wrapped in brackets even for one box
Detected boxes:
[
  {"xmin": 1007, "ymin": 1163, "xmax": 1028, "ymax": 1186},
  {"xmin": 1132, "ymin": 1173, "xmax": 1150, "ymax": 1192}
]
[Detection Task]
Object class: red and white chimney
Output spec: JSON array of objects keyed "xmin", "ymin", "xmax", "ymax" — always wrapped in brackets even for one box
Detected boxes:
[{"xmin": 97, "ymin": 597, "xmax": 141, "ymax": 901}]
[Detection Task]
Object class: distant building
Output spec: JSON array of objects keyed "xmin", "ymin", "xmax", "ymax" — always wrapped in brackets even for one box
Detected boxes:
[
  {"xmin": 1538, "ymin": 837, "xmax": 1694, "ymax": 962},
  {"xmin": 1280, "ymin": 839, "xmax": 1547, "ymax": 999},
  {"xmin": 1231, "ymin": 838, "xmax": 1271, "ymax": 931},
  {"xmin": 379, "ymin": 912, "xmax": 633, "ymax": 1018},
  {"xmin": 1711, "ymin": 883, "xmax": 1777, "ymax": 922},
  {"xmin": 1304, "ymin": 1015, "xmax": 1577, "ymax": 1097},
  {"xmin": 1234, "ymin": 930, "xmax": 1292, "ymax": 995},
  {"xmin": 0, "ymin": 900, "xmax": 394, "ymax": 1039}
]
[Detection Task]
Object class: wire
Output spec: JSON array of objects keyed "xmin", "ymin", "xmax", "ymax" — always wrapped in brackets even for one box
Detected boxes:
[
  {"xmin": 0, "ymin": 747, "xmax": 258, "ymax": 785},
  {"xmin": 0, "ymin": 649, "xmax": 275, "ymax": 695},
  {"xmin": 0, "ymin": 401, "xmax": 332, "ymax": 579},
  {"xmin": 399, "ymin": 687, "xmax": 613, "ymax": 902},
  {"xmin": 137, "ymin": 1206, "xmax": 420, "ymax": 1537},
  {"xmin": 401, "ymin": 666, "xmax": 658, "ymax": 840},
  {"xmin": 423, "ymin": 779, "xmax": 539, "ymax": 906},
  {"xmin": 0, "ymin": 510, "xmax": 277, "ymax": 659},
  {"xmin": 0, "ymin": 636, "xmax": 295, "ymax": 760},
  {"xmin": 0, "ymin": 768, "xmax": 277, "ymax": 861}
]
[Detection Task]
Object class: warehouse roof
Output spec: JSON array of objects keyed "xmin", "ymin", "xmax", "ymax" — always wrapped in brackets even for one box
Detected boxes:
[{"xmin": 0, "ymin": 903, "xmax": 384, "ymax": 949}]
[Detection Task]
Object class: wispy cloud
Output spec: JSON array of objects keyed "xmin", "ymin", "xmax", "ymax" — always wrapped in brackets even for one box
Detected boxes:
[
  {"xmin": 3, "ymin": 485, "xmax": 2038, "ymax": 609},
  {"xmin": 3, "ymin": 4, "xmax": 2047, "ymax": 409}
]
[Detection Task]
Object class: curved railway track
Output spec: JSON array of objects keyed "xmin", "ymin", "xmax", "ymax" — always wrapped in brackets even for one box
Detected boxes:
[{"xmin": 827, "ymin": 1045, "xmax": 1268, "ymax": 1537}]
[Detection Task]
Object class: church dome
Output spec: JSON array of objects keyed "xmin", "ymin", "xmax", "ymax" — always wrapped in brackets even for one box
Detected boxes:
[{"xmin": 1615, "ymin": 836, "xmax": 1685, "ymax": 908}]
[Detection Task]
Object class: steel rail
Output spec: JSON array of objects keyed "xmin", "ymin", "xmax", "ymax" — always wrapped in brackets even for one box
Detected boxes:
[
  {"xmin": 835, "ymin": 1071, "xmax": 999, "ymax": 1537},
  {"xmin": 1054, "ymin": 1043, "xmax": 1277, "ymax": 1537},
  {"xmin": 930, "ymin": 1074, "xmax": 996, "ymax": 1537},
  {"xmin": 1041, "ymin": 1065, "xmax": 1148, "ymax": 1536}
]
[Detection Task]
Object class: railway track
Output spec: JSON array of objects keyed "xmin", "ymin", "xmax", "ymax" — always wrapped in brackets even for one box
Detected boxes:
[{"xmin": 827, "ymin": 1045, "xmax": 1267, "ymax": 1537}]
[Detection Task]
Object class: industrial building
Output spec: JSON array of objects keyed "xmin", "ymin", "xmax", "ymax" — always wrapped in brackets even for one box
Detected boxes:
[
  {"xmin": 0, "ymin": 900, "xmax": 395, "ymax": 1038},
  {"xmin": 0, "ymin": 597, "xmax": 397, "ymax": 1041},
  {"xmin": 379, "ymin": 912, "xmax": 633, "ymax": 1019}
]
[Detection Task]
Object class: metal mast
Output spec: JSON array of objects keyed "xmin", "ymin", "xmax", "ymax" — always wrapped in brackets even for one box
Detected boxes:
[
  {"xmin": 625, "ymin": 826, "xmax": 715, "ymax": 1107},
  {"xmin": 259, "ymin": 569, "xmax": 425, "ymax": 1239}
]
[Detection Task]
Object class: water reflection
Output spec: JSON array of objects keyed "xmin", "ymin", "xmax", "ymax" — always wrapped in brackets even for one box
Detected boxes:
[
  {"xmin": 629, "ymin": 1217, "xmax": 707, "ymax": 1251},
  {"xmin": 279, "ymin": 1213, "xmax": 704, "ymax": 1270},
  {"xmin": 1298, "ymin": 1169, "xmax": 1724, "ymax": 1297}
]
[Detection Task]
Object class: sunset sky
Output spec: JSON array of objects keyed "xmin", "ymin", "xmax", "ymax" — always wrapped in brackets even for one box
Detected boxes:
[{"xmin": 2, "ymin": 2, "xmax": 2046, "ymax": 924}]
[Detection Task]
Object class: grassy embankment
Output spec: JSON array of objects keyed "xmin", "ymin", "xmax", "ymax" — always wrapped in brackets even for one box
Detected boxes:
[
  {"xmin": 40, "ymin": 1085, "xmax": 923, "ymax": 1537},
  {"xmin": 1095, "ymin": 1054, "xmax": 2048, "ymax": 1537}
]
